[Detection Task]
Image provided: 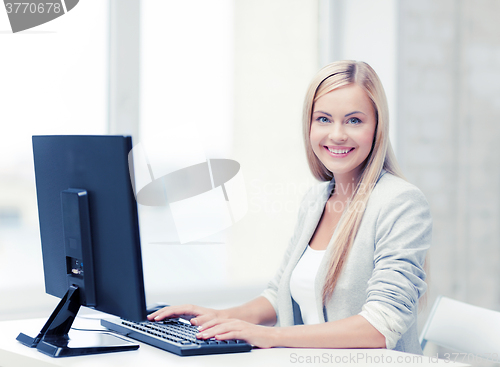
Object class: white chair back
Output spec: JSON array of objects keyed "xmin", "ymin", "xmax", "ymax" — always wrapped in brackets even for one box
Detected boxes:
[{"xmin": 420, "ymin": 295, "xmax": 500, "ymax": 358}]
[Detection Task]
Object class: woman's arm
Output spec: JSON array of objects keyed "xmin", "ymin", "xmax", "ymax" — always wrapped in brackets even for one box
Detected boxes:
[
  {"xmin": 195, "ymin": 314, "xmax": 385, "ymax": 349},
  {"xmin": 149, "ymin": 187, "xmax": 320, "ymax": 326},
  {"xmin": 273, "ymin": 315, "xmax": 385, "ymax": 348},
  {"xmin": 147, "ymin": 296, "xmax": 276, "ymax": 326},
  {"xmin": 194, "ymin": 182, "xmax": 431, "ymax": 350},
  {"xmin": 219, "ymin": 296, "xmax": 277, "ymax": 326},
  {"xmin": 359, "ymin": 183, "xmax": 432, "ymax": 349}
]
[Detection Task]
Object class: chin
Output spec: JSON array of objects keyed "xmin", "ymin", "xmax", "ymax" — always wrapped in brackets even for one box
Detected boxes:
[{"xmin": 327, "ymin": 166, "xmax": 363, "ymax": 179}]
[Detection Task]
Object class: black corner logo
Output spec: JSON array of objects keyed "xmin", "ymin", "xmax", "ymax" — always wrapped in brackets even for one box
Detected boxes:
[{"xmin": 3, "ymin": 0, "xmax": 79, "ymax": 33}]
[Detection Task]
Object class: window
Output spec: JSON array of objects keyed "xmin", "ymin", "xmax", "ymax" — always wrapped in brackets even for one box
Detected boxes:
[{"xmin": 0, "ymin": 0, "xmax": 108, "ymax": 320}]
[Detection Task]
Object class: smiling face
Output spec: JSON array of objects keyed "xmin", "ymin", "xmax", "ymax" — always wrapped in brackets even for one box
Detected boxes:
[{"xmin": 309, "ymin": 83, "xmax": 377, "ymax": 184}]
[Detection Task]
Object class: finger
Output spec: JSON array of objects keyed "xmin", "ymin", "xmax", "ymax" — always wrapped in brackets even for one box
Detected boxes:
[
  {"xmin": 190, "ymin": 314, "xmax": 215, "ymax": 326},
  {"xmin": 147, "ymin": 307, "xmax": 169, "ymax": 320},
  {"xmin": 147, "ymin": 307, "xmax": 176, "ymax": 320},
  {"xmin": 149, "ymin": 304, "xmax": 198, "ymax": 321},
  {"xmin": 197, "ymin": 320, "xmax": 240, "ymax": 339},
  {"xmin": 148, "ymin": 310, "xmax": 179, "ymax": 321},
  {"xmin": 197, "ymin": 317, "xmax": 227, "ymax": 331},
  {"xmin": 214, "ymin": 331, "xmax": 241, "ymax": 341}
]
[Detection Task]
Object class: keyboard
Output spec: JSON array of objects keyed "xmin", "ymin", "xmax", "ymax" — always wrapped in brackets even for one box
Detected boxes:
[{"xmin": 101, "ymin": 318, "xmax": 252, "ymax": 356}]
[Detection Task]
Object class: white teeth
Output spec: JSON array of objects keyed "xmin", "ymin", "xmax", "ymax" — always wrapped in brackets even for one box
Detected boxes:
[{"xmin": 327, "ymin": 147, "xmax": 351, "ymax": 154}]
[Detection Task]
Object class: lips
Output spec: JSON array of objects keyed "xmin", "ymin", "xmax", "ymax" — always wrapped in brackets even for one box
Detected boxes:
[{"xmin": 324, "ymin": 146, "xmax": 355, "ymax": 157}]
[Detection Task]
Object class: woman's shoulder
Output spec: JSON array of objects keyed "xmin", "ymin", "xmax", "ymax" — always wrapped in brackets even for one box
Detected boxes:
[{"xmin": 369, "ymin": 171, "xmax": 430, "ymax": 209}]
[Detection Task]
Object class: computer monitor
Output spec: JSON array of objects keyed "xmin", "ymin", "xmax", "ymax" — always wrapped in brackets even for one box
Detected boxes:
[{"xmin": 17, "ymin": 135, "xmax": 148, "ymax": 357}]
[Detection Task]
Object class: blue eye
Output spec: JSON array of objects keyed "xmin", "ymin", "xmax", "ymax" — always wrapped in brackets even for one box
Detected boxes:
[
  {"xmin": 317, "ymin": 116, "xmax": 330, "ymax": 123},
  {"xmin": 347, "ymin": 117, "xmax": 362, "ymax": 125}
]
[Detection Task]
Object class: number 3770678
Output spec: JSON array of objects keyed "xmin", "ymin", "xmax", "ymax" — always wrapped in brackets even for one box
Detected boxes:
[{"xmin": 5, "ymin": 3, "xmax": 62, "ymax": 14}]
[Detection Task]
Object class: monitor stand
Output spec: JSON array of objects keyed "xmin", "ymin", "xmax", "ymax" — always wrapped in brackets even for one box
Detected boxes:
[{"xmin": 16, "ymin": 285, "xmax": 139, "ymax": 357}]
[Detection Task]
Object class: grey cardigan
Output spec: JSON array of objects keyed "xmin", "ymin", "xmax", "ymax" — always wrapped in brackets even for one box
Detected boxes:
[{"xmin": 261, "ymin": 171, "xmax": 432, "ymax": 354}]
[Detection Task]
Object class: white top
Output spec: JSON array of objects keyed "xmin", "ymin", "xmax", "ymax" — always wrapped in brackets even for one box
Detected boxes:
[
  {"xmin": 261, "ymin": 172, "xmax": 432, "ymax": 353},
  {"xmin": 289, "ymin": 245, "xmax": 326, "ymax": 325}
]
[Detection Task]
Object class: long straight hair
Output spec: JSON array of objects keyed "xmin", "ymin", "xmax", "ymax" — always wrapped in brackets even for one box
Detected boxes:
[{"xmin": 302, "ymin": 61, "xmax": 405, "ymax": 304}]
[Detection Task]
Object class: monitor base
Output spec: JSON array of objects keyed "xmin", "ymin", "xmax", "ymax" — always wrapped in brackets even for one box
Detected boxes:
[{"xmin": 16, "ymin": 285, "xmax": 139, "ymax": 357}]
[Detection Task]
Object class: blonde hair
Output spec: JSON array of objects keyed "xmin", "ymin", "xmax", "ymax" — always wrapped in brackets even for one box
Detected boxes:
[{"xmin": 302, "ymin": 60, "xmax": 405, "ymax": 303}]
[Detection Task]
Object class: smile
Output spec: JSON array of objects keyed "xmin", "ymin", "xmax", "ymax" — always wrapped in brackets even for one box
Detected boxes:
[{"xmin": 324, "ymin": 146, "xmax": 355, "ymax": 157}]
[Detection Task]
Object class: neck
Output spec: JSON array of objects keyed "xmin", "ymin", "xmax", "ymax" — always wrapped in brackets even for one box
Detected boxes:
[{"xmin": 332, "ymin": 170, "xmax": 362, "ymax": 199}]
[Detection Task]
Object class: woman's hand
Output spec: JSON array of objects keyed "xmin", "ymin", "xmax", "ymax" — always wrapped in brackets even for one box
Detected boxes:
[
  {"xmin": 147, "ymin": 304, "xmax": 226, "ymax": 326},
  {"xmin": 196, "ymin": 318, "xmax": 278, "ymax": 349},
  {"xmin": 148, "ymin": 305, "xmax": 278, "ymax": 347}
]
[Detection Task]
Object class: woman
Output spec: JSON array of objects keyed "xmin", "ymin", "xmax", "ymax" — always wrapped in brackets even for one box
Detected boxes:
[{"xmin": 149, "ymin": 60, "xmax": 432, "ymax": 354}]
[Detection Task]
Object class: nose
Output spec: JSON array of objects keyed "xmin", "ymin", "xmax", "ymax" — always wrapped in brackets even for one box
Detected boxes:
[{"xmin": 328, "ymin": 123, "xmax": 347, "ymax": 143}]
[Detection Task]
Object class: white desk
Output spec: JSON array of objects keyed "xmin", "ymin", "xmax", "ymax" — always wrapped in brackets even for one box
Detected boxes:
[{"xmin": 0, "ymin": 317, "xmax": 469, "ymax": 367}]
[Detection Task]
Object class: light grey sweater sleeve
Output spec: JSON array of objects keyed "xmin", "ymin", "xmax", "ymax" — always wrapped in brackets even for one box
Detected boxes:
[{"xmin": 359, "ymin": 184, "xmax": 432, "ymax": 349}]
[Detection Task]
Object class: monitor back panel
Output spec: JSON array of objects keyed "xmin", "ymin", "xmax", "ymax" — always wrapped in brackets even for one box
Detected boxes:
[{"xmin": 32, "ymin": 135, "xmax": 147, "ymax": 321}]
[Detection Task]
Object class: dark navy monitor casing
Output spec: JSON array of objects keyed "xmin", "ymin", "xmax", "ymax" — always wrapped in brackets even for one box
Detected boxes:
[{"xmin": 32, "ymin": 135, "xmax": 147, "ymax": 322}]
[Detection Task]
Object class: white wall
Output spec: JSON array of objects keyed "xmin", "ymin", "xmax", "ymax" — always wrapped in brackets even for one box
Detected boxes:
[
  {"xmin": 396, "ymin": 0, "xmax": 500, "ymax": 358},
  {"xmin": 227, "ymin": 0, "xmax": 319, "ymax": 289}
]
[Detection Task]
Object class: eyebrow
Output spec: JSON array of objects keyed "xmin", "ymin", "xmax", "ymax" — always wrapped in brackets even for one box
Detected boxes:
[
  {"xmin": 345, "ymin": 111, "xmax": 366, "ymax": 117},
  {"xmin": 313, "ymin": 110, "xmax": 366, "ymax": 117}
]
